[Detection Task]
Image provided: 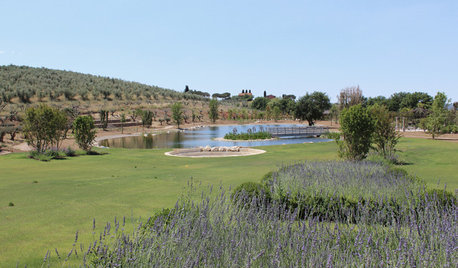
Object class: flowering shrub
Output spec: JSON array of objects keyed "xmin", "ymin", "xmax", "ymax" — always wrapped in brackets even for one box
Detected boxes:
[{"xmin": 52, "ymin": 161, "xmax": 456, "ymax": 267}]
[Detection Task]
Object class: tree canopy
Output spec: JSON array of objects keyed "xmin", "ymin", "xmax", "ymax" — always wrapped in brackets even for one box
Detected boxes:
[{"xmin": 295, "ymin": 92, "xmax": 331, "ymax": 125}]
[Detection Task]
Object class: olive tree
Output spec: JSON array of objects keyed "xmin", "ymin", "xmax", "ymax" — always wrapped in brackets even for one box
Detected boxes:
[
  {"xmin": 295, "ymin": 92, "xmax": 331, "ymax": 126},
  {"xmin": 172, "ymin": 102, "xmax": 184, "ymax": 129},
  {"xmin": 209, "ymin": 99, "xmax": 219, "ymax": 123},
  {"xmin": 23, "ymin": 104, "xmax": 67, "ymax": 153},
  {"xmin": 73, "ymin": 116, "xmax": 96, "ymax": 152}
]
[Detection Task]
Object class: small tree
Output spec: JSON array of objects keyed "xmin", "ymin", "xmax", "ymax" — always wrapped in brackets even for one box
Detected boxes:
[
  {"xmin": 423, "ymin": 92, "xmax": 448, "ymax": 139},
  {"xmin": 338, "ymin": 104, "xmax": 375, "ymax": 160},
  {"xmin": 23, "ymin": 104, "xmax": 67, "ymax": 153},
  {"xmin": 99, "ymin": 110, "xmax": 109, "ymax": 130},
  {"xmin": 295, "ymin": 92, "xmax": 331, "ymax": 126},
  {"xmin": 141, "ymin": 110, "xmax": 153, "ymax": 129},
  {"xmin": 172, "ymin": 102, "xmax": 183, "ymax": 129},
  {"xmin": 209, "ymin": 99, "xmax": 219, "ymax": 123},
  {"xmin": 120, "ymin": 113, "xmax": 126, "ymax": 134},
  {"xmin": 73, "ymin": 116, "xmax": 96, "ymax": 152},
  {"xmin": 368, "ymin": 104, "xmax": 400, "ymax": 159}
]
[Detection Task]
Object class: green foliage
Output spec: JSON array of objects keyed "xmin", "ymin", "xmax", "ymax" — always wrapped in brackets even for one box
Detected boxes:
[
  {"xmin": 278, "ymin": 98, "xmax": 296, "ymax": 116},
  {"xmin": 251, "ymin": 97, "xmax": 270, "ymax": 110},
  {"xmin": 423, "ymin": 92, "xmax": 449, "ymax": 139},
  {"xmin": 231, "ymin": 182, "xmax": 270, "ymax": 204},
  {"xmin": 99, "ymin": 110, "xmax": 109, "ymax": 130},
  {"xmin": 73, "ymin": 116, "xmax": 96, "ymax": 152},
  {"xmin": 224, "ymin": 131, "xmax": 272, "ymax": 140},
  {"xmin": 387, "ymin": 92, "xmax": 433, "ymax": 112},
  {"xmin": 209, "ymin": 99, "xmax": 219, "ymax": 123},
  {"xmin": 368, "ymin": 104, "xmax": 400, "ymax": 159},
  {"xmin": 295, "ymin": 91, "xmax": 331, "ymax": 125},
  {"xmin": 0, "ymin": 65, "xmax": 208, "ymax": 103},
  {"xmin": 211, "ymin": 92, "xmax": 231, "ymax": 99},
  {"xmin": 171, "ymin": 102, "xmax": 183, "ymax": 129},
  {"xmin": 23, "ymin": 104, "xmax": 68, "ymax": 153},
  {"xmin": 339, "ymin": 104, "xmax": 375, "ymax": 160},
  {"xmin": 140, "ymin": 110, "xmax": 153, "ymax": 128},
  {"xmin": 120, "ymin": 113, "xmax": 126, "ymax": 134},
  {"xmin": 28, "ymin": 149, "xmax": 66, "ymax": 161}
]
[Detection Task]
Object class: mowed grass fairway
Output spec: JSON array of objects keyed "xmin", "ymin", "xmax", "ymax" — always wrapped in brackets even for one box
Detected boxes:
[{"xmin": 0, "ymin": 138, "xmax": 457, "ymax": 266}]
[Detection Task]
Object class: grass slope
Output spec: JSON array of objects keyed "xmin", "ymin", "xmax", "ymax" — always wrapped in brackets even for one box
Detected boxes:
[{"xmin": 0, "ymin": 138, "xmax": 456, "ymax": 266}]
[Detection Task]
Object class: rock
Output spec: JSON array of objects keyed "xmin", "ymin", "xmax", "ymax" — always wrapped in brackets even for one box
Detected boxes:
[
  {"xmin": 204, "ymin": 145, "xmax": 211, "ymax": 152},
  {"xmin": 211, "ymin": 147, "xmax": 219, "ymax": 152}
]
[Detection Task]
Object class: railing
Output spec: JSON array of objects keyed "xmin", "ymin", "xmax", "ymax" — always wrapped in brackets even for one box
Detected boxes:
[{"xmin": 266, "ymin": 126, "xmax": 329, "ymax": 137}]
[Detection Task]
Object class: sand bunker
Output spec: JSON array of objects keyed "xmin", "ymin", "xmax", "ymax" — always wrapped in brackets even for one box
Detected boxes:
[{"xmin": 165, "ymin": 147, "xmax": 266, "ymax": 158}]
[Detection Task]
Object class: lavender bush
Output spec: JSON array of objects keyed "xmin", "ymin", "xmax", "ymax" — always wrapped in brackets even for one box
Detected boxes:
[
  {"xmin": 50, "ymin": 187, "xmax": 456, "ymax": 267},
  {"xmin": 48, "ymin": 161, "xmax": 456, "ymax": 267}
]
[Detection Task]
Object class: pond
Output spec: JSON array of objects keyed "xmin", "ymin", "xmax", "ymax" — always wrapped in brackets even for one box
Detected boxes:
[{"xmin": 99, "ymin": 124, "xmax": 332, "ymax": 149}]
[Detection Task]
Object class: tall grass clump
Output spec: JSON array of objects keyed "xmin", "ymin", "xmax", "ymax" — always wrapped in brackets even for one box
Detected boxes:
[{"xmin": 52, "ymin": 184, "xmax": 456, "ymax": 267}]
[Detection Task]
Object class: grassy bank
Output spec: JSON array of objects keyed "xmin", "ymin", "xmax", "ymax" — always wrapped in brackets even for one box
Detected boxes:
[{"xmin": 0, "ymin": 138, "xmax": 456, "ymax": 266}]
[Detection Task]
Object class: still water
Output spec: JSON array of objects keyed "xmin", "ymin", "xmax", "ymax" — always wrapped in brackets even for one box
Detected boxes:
[{"xmin": 99, "ymin": 124, "xmax": 332, "ymax": 149}]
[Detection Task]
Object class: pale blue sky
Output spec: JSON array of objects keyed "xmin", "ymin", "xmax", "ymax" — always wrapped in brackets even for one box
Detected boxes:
[{"xmin": 1, "ymin": 0, "xmax": 457, "ymax": 102}]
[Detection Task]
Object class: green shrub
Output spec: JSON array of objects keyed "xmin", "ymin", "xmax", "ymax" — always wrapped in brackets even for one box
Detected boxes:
[
  {"xmin": 73, "ymin": 116, "xmax": 96, "ymax": 152},
  {"xmin": 231, "ymin": 182, "xmax": 271, "ymax": 205},
  {"xmin": 8, "ymin": 202, "xmax": 14, "ymax": 207},
  {"xmin": 224, "ymin": 131, "xmax": 272, "ymax": 140},
  {"xmin": 63, "ymin": 147, "xmax": 76, "ymax": 157}
]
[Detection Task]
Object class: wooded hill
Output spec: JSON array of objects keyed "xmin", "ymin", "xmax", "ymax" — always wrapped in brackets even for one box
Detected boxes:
[{"xmin": 0, "ymin": 65, "xmax": 208, "ymax": 103}]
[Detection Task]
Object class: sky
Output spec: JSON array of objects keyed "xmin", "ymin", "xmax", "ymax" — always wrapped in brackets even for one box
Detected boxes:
[{"xmin": 1, "ymin": 0, "xmax": 457, "ymax": 102}]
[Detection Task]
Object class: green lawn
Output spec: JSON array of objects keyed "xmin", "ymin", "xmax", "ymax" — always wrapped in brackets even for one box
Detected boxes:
[{"xmin": 0, "ymin": 138, "xmax": 456, "ymax": 266}]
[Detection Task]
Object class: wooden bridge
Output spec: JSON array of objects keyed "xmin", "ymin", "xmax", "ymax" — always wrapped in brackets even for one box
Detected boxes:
[{"xmin": 266, "ymin": 126, "xmax": 329, "ymax": 138}]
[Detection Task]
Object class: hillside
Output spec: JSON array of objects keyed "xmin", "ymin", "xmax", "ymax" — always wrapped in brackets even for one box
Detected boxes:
[{"xmin": 0, "ymin": 65, "xmax": 207, "ymax": 104}]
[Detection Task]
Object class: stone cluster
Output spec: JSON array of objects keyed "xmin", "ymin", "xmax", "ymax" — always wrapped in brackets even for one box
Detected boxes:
[{"xmin": 199, "ymin": 145, "xmax": 241, "ymax": 152}]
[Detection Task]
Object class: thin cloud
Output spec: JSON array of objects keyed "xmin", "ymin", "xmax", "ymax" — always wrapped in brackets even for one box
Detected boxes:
[{"xmin": 0, "ymin": 50, "xmax": 5, "ymax": 54}]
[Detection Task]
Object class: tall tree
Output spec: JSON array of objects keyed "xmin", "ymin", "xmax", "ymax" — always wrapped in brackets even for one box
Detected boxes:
[
  {"xmin": 172, "ymin": 102, "xmax": 184, "ymax": 129},
  {"xmin": 423, "ymin": 92, "xmax": 448, "ymax": 139},
  {"xmin": 295, "ymin": 92, "xmax": 331, "ymax": 126},
  {"xmin": 209, "ymin": 99, "xmax": 219, "ymax": 123},
  {"xmin": 338, "ymin": 86, "xmax": 363, "ymax": 109}
]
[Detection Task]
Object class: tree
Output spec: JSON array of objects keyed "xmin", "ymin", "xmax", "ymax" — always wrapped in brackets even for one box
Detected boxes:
[
  {"xmin": 141, "ymin": 110, "xmax": 153, "ymax": 129},
  {"xmin": 338, "ymin": 86, "xmax": 363, "ymax": 110},
  {"xmin": 209, "ymin": 99, "xmax": 219, "ymax": 123},
  {"xmin": 423, "ymin": 92, "xmax": 448, "ymax": 139},
  {"xmin": 329, "ymin": 104, "xmax": 339, "ymax": 125},
  {"xmin": 251, "ymin": 97, "xmax": 270, "ymax": 110},
  {"xmin": 368, "ymin": 104, "xmax": 400, "ymax": 159},
  {"xmin": 295, "ymin": 92, "xmax": 331, "ymax": 126},
  {"xmin": 99, "ymin": 110, "xmax": 109, "ymax": 130},
  {"xmin": 278, "ymin": 98, "xmax": 296, "ymax": 117},
  {"xmin": 120, "ymin": 113, "xmax": 126, "ymax": 134},
  {"xmin": 172, "ymin": 102, "xmax": 184, "ymax": 129},
  {"xmin": 338, "ymin": 104, "xmax": 375, "ymax": 160},
  {"xmin": 73, "ymin": 116, "xmax": 96, "ymax": 152},
  {"xmin": 23, "ymin": 104, "xmax": 67, "ymax": 153}
]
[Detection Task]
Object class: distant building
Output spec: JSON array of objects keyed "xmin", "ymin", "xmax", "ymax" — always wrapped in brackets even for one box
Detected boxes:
[
  {"xmin": 238, "ymin": 89, "xmax": 253, "ymax": 97},
  {"xmin": 266, "ymin": 94, "xmax": 276, "ymax": 99}
]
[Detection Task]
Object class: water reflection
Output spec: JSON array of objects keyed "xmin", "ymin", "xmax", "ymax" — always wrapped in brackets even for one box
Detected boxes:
[{"xmin": 99, "ymin": 124, "xmax": 332, "ymax": 149}]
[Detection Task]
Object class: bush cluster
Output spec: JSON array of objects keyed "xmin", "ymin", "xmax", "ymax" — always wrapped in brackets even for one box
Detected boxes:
[{"xmin": 224, "ymin": 131, "xmax": 272, "ymax": 140}]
